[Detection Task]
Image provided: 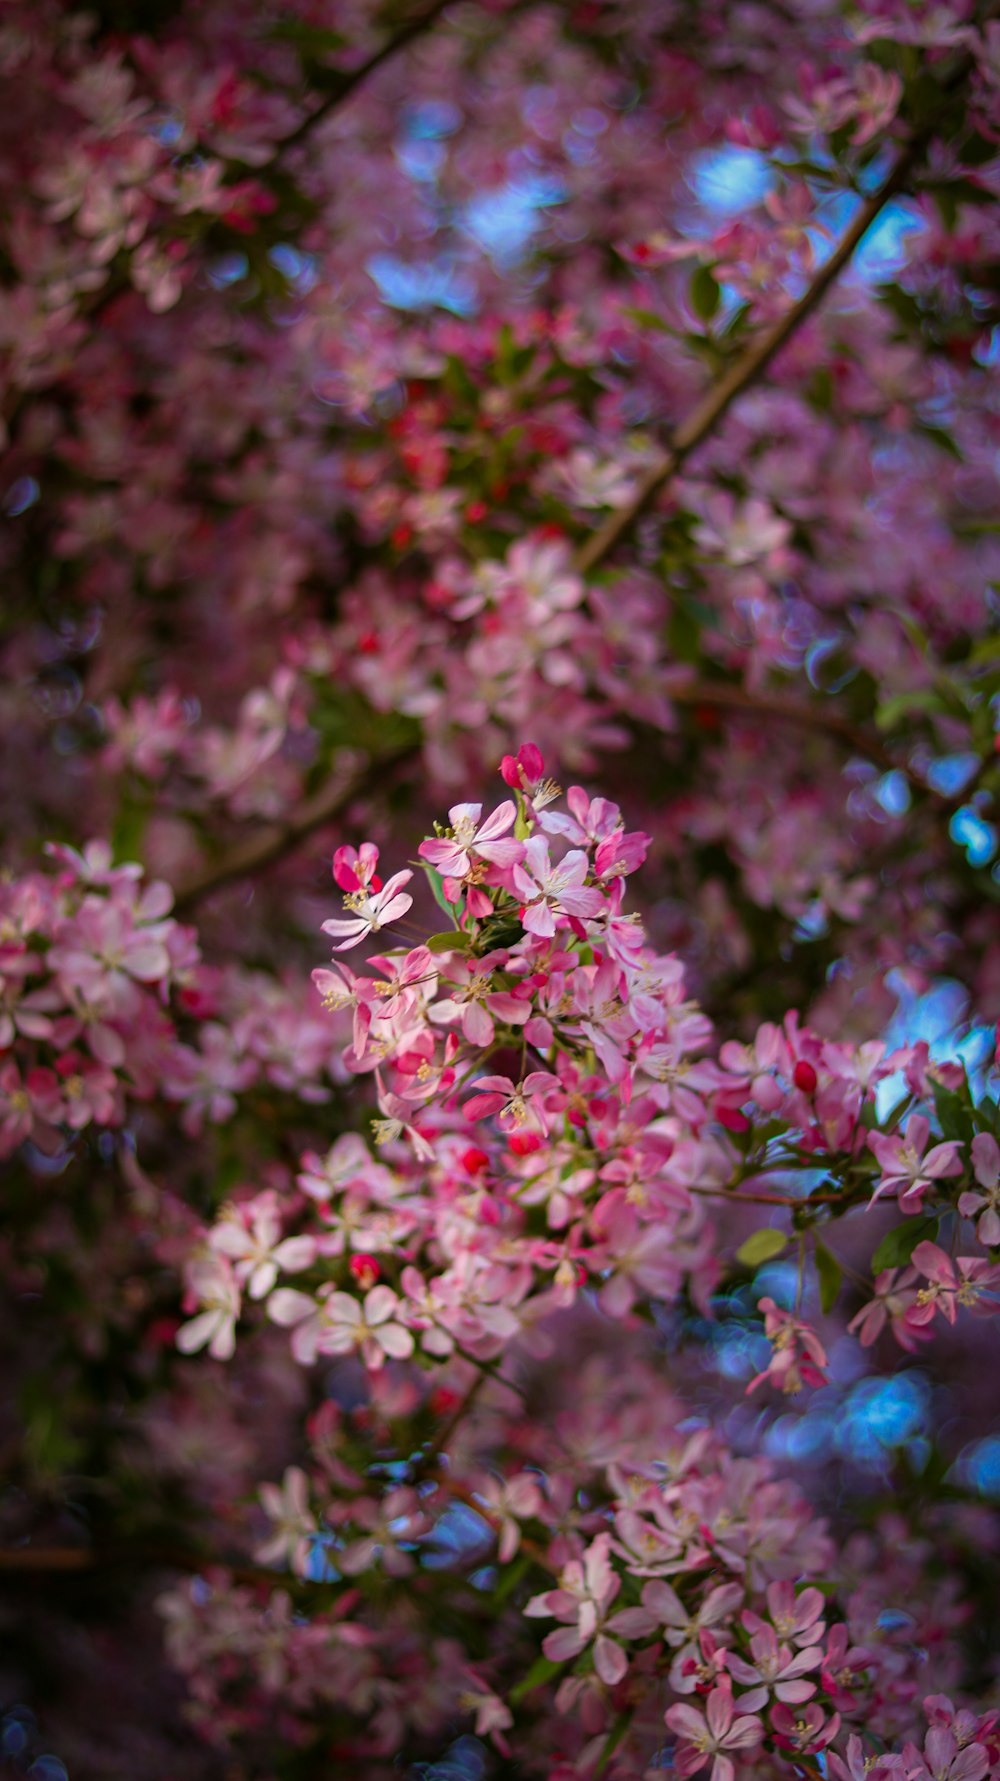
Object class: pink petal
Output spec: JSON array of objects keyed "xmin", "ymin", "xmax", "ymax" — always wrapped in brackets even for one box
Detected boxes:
[{"xmin": 594, "ymin": 1635, "xmax": 628, "ymax": 1686}]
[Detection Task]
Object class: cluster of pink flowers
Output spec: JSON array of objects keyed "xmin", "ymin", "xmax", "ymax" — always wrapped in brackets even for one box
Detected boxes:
[
  {"xmin": 6, "ymin": 0, "xmax": 1000, "ymax": 1768},
  {"xmin": 180, "ymin": 753, "xmax": 1000, "ymax": 1389},
  {"xmin": 0, "ymin": 841, "xmax": 347, "ymax": 1159},
  {"xmin": 164, "ymin": 752, "xmax": 1000, "ymax": 1771}
]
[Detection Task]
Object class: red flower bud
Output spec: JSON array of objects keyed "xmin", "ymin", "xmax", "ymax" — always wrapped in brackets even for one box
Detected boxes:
[
  {"xmin": 793, "ymin": 1060, "xmax": 818, "ymax": 1094},
  {"xmin": 508, "ymin": 1132, "xmax": 542, "ymax": 1156},
  {"xmin": 461, "ymin": 1147, "xmax": 490, "ymax": 1175},
  {"xmin": 349, "ymin": 1254, "xmax": 381, "ymax": 1289}
]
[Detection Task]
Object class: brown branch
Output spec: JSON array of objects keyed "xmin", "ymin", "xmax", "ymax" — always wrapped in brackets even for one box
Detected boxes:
[
  {"xmin": 172, "ymin": 744, "xmax": 412, "ymax": 914},
  {"xmin": 277, "ymin": 0, "xmax": 455, "ymax": 153},
  {"xmin": 168, "ymin": 62, "xmax": 990, "ymax": 910},
  {"xmin": 669, "ymin": 681, "xmax": 898, "ymax": 772},
  {"xmin": 0, "ymin": 1544, "xmax": 274, "ymax": 1587},
  {"xmin": 572, "ymin": 134, "xmax": 924, "ymax": 578}
]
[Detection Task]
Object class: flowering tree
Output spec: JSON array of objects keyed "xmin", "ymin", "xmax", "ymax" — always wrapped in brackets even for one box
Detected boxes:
[{"xmin": 2, "ymin": 0, "xmax": 1000, "ymax": 1775}]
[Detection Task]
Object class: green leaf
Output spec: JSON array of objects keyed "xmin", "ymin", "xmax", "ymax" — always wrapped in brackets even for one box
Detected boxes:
[
  {"xmin": 423, "ymin": 865, "xmax": 460, "ymax": 925},
  {"xmin": 871, "ymin": 1215, "xmax": 938, "ymax": 1274},
  {"xmin": 814, "ymin": 1241, "xmax": 843, "ymax": 1315},
  {"xmin": 425, "ymin": 931, "xmax": 467, "ymax": 953},
  {"xmin": 875, "ymin": 689, "xmax": 942, "ymax": 731},
  {"xmin": 621, "ymin": 305, "xmax": 678, "ymax": 336},
  {"xmin": 689, "ymin": 264, "xmax": 721, "ymax": 322},
  {"xmin": 932, "ymin": 1078, "xmax": 972, "ymax": 1143},
  {"xmin": 268, "ymin": 21, "xmax": 347, "ymax": 52},
  {"xmin": 736, "ymin": 1228, "xmax": 788, "ymax": 1268},
  {"xmin": 509, "ymin": 1653, "xmax": 567, "ymax": 1703},
  {"xmin": 917, "ymin": 422, "xmax": 963, "ymax": 461}
]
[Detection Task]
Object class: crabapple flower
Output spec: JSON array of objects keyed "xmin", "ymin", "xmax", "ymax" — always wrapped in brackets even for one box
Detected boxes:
[
  {"xmin": 475, "ymin": 1472, "xmax": 544, "ymax": 1561},
  {"xmin": 959, "ymin": 1133, "xmax": 1000, "ymax": 1246},
  {"xmin": 208, "ymin": 1194, "xmax": 316, "ymax": 1299},
  {"xmin": 829, "ymin": 1735, "xmax": 895, "ymax": 1781},
  {"xmin": 820, "ymin": 1624, "xmax": 874, "ymax": 1709},
  {"xmin": 909, "ymin": 1242, "xmax": 1000, "ymax": 1327},
  {"xmin": 256, "ymin": 1467, "xmax": 318, "ymax": 1576},
  {"xmin": 868, "ymin": 1115, "xmax": 963, "ymax": 1214},
  {"xmin": 176, "ymin": 1253, "xmax": 241, "ymax": 1361},
  {"xmin": 524, "ymin": 1532, "xmax": 630, "ymax": 1685},
  {"xmin": 747, "ymin": 1299, "xmax": 827, "ymax": 1395},
  {"xmin": 665, "ymin": 1680, "xmax": 763, "ymax": 1781},
  {"xmin": 726, "ymin": 1622, "xmax": 823, "ymax": 1711},
  {"xmin": 500, "ymin": 741, "xmax": 545, "ymax": 791},
  {"xmin": 429, "ymin": 954, "xmax": 530, "ymax": 1047},
  {"xmin": 513, "ymin": 838, "xmax": 606, "ymax": 937},
  {"xmin": 538, "ymin": 786, "xmax": 624, "ymax": 849},
  {"xmin": 752, "ymin": 1581, "xmax": 825, "ymax": 1648},
  {"xmin": 770, "ymin": 1702, "xmax": 840, "ymax": 1757},
  {"xmin": 270, "ymin": 1283, "xmax": 414, "ymax": 1369},
  {"xmin": 372, "ymin": 1076, "xmax": 436, "ymax": 1159},
  {"xmin": 848, "ymin": 1267, "xmax": 928, "ymax": 1353},
  {"xmin": 418, "ymin": 801, "xmax": 523, "ymax": 879},
  {"xmin": 456, "ymin": 1673, "xmax": 513, "ymax": 1751},
  {"xmin": 337, "ymin": 1485, "xmax": 427, "ymax": 1576},
  {"xmin": 321, "ymin": 870, "xmax": 414, "ymax": 951},
  {"xmin": 613, "ymin": 1578, "xmax": 744, "ymax": 1673},
  {"xmin": 462, "ymin": 1072, "xmax": 554, "ymax": 1131},
  {"xmin": 332, "ymin": 841, "xmax": 382, "ymax": 892}
]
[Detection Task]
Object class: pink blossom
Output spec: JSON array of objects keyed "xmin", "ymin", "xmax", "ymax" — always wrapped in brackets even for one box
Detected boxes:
[
  {"xmin": 176, "ymin": 1253, "xmax": 241, "ymax": 1361},
  {"xmin": 747, "ymin": 1299, "xmax": 827, "ymax": 1395},
  {"xmin": 418, "ymin": 801, "xmax": 523, "ymax": 879},
  {"xmin": 909, "ymin": 1242, "xmax": 1000, "ymax": 1327},
  {"xmin": 848, "ymin": 1267, "xmax": 929, "ymax": 1354},
  {"xmin": 462, "ymin": 1071, "xmax": 554, "ymax": 1132},
  {"xmin": 868, "ymin": 1115, "xmax": 963, "ymax": 1214},
  {"xmin": 321, "ymin": 871, "xmax": 414, "ymax": 952},
  {"xmin": 256, "ymin": 1467, "xmax": 317, "ymax": 1576},
  {"xmin": 524, "ymin": 1532, "xmax": 630, "ymax": 1685},
  {"xmin": 270, "ymin": 1283, "xmax": 413, "ymax": 1370},
  {"xmin": 429, "ymin": 954, "xmax": 530, "ymax": 1047},
  {"xmin": 665, "ymin": 1681, "xmax": 763, "ymax": 1781},
  {"xmin": 959, "ymin": 1133, "xmax": 1000, "ymax": 1246},
  {"xmin": 209, "ymin": 1194, "xmax": 316, "ymax": 1299},
  {"xmin": 332, "ymin": 842, "xmax": 382, "ymax": 893},
  {"xmin": 726, "ymin": 1622, "xmax": 822, "ymax": 1710},
  {"xmin": 513, "ymin": 838, "xmax": 606, "ymax": 938},
  {"xmin": 475, "ymin": 1472, "xmax": 543, "ymax": 1562},
  {"xmin": 770, "ymin": 1702, "xmax": 841, "ymax": 1756}
]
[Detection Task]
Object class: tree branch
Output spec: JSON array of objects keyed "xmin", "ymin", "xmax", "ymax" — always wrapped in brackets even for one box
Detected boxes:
[
  {"xmin": 277, "ymin": 0, "xmax": 455, "ymax": 153},
  {"xmin": 669, "ymin": 681, "xmax": 898, "ymax": 772},
  {"xmin": 572, "ymin": 133, "xmax": 923, "ymax": 577},
  {"xmin": 172, "ymin": 744, "xmax": 412, "ymax": 914},
  {"xmin": 169, "ymin": 86, "xmax": 986, "ymax": 911},
  {"xmin": 0, "ymin": 1543, "xmax": 274, "ymax": 1587}
]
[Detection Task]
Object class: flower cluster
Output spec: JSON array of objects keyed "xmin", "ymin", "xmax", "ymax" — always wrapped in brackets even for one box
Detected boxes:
[{"xmin": 0, "ymin": 842, "xmax": 346, "ymax": 1161}]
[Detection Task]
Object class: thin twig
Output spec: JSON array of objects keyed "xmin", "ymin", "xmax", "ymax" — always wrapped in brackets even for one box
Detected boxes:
[
  {"xmin": 277, "ymin": 0, "xmax": 454, "ymax": 153},
  {"xmin": 685, "ymin": 1182, "xmax": 850, "ymax": 1208},
  {"xmin": 669, "ymin": 681, "xmax": 898, "ymax": 771},
  {"xmin": 572, "ymin": 134, "xmax": 924, "ymax": 578},
  {"xmin": 419, "ymin": 1367, "xmax": 491, "ymax": 1469},
  {"xmin": 169, "ymin": 104, "xmax": 966, "ymax": 909},
  {"xmin": 172, "ymin": 744, "xmax": 411, "ymax": 913},
  {"xmin": 0, "ymin": 1543, "xmax": 274, "ymax": 1587}
]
